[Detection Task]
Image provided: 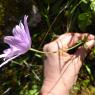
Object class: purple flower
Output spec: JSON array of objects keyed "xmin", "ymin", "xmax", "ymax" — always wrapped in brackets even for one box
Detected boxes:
[{"xmin": 0, "ymin": 15, "xmax": 31, "ymax": 68}]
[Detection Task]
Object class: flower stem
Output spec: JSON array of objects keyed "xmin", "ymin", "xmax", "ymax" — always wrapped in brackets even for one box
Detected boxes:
[
  {"xmin": 67, "ymin": 40, "xmax": 84, "ymax": 51},
  {"xmin": 29, "ymin": 48, "xmax": 50, "ymax": 54},
  {"xmin": 30, "ymin": 40, "xmax": 85, "ymax": 54}
]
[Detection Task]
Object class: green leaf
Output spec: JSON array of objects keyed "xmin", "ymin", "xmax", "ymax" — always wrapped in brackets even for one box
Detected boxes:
[
  {"xmin": 81, "ymin": 0, "xmax": 88, "ymax": 4},
  {"xmin": 90, "ymin": 0, "xmax": 95, "ymax": 12},
  {"xmin": 78, "ymin": 12, "xmax": 92, "ymax": 31}
]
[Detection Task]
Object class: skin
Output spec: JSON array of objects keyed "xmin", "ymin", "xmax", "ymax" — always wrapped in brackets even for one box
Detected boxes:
[{"xmin": 40, "ymin": 33, "xmax": 95, "ymax": 95}]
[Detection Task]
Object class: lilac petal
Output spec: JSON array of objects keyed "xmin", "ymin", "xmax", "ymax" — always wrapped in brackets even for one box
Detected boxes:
[
  {"xmin": 24, "ymin": 15, "xmax": 31, "ymax": 48},
  {"xmin": 3, "ymin": 42, "xmax": 28, "ymax": 55},
  {"xmin": 3, "ymin": 47, "xmax": 21, "ymax": 60},
  {"xmin": 13, "ymin": 23, "xmax": 29, "ymax": 42},
  {"xmin": 0, "ymin": 54, "xmax": 6, "ymax": 58},
  {"xmin": 13, "ymin": 15, "xmax": 31, "ymax": 46},
  {"xmin": 16, "ymin": 23, "xmax": 26, "ymax": 35},
  {"xmin": 12, "ymin": 28, "xmax": 21, "ymax": 39},
  {"xmin": 12, "ymin": 28, "xmax": 25, "ymax": 42},
  {"xmin": 19, "ymin": 21, "xmax": 25, "ymax": 33},
  {"xmin": 0, "ymin": 54, "xmax": 20, "ymax": 68},
  {"xmin": 4, "ymin": 36, "xmax": 28, "ymax": 53},
  {"xmin": 4, "ymin": 38, "xmax": 27, "ymax": 56},
  {"xmin": 3, "ymin": 47, "xmax": 19, "ymax": 55},
  {"xmin": 19, "ymin": 22, "xmax": 29, "ymax": 41},
  {"xmin": 24, "ymin": 15, "xmax": 31, "ymax": 41},
  {"xmin": 14, "ymin": 25, "xmax": 25, "ymax": 37},
  {"xmin": 4, "ymin": 36, "xmax": 22, "ymax": 46},
  {"xmin": 12, "ymin": 26, "xmax": 21, "ymax": 36},
  {"xmin": 24, "ymin": 15, "xmax": 29, "ymax": 33},
  {"xmin": 3, "ymin": 48, "xmax": 11, "ymax": 55},
  {"xmin": 1, "ymin": 15, "xmax": 31, "ymax": 65}
]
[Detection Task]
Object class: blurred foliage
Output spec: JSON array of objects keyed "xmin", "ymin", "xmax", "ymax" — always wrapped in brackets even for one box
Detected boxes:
[{"xmin": 0, "ymin": 0, "xmax": 95, "ymax": 95}]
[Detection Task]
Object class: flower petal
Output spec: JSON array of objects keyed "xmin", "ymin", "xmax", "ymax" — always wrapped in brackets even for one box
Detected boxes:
[
  {"xmin": 3, "ymin": 47, "xmax": 20, "ymax": 60},
  {"xmin": 13, "ymin": 23, "xmax": 29, "ymax": 43},
  {"xmin": 0, "ymin": 54, "xmax": 20, "ymax": 68},
  {"xmin": 24, "ymin": 15, "xmax": 31, "ymax": 42},
  {"xmin": 2, "ymin": 15, "xmax": 31, "ymax": 64},
  {"xmin": 4, "ymin": 36, "xmax": 22, "ymax": 46},
  {"xmin": 4, "ymin": 35, "xmax": 29, "ymax": 53},
  {"xmin": 0, "ymin": 54, "xmax": 6, "ymax": 58}
]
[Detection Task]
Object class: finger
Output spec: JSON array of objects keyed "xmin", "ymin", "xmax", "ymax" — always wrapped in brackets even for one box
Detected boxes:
[
  {"xmin": 75, "ymin": 39, "xmax": 95, "ymax": 61},
  {"xmin": 57, "ymin": 33, "xmax": 95, "ymax": 52},
  {"xmin": 81, "ymin": 33, "xmax": 95, "ymax": 41},
  {"xmin": 43, "ymin": 41, "xmax": 57, "ymax": 52},
  {"xmin": 56, "ymin": 33, "xmax": 82, "ymax": 51},
  {"xmin": 76, "ymin": 33, "xmax": 95, "ymax": 59}
]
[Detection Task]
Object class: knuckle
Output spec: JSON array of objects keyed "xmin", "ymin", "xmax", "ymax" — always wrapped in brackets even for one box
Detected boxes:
[
  {"xmin": 43, "ymin": 42, "xmax": 58, "ymax": 52},
  {"xmin": 43, "ymin": 44, "xmax": 48, "ymax": 52}
]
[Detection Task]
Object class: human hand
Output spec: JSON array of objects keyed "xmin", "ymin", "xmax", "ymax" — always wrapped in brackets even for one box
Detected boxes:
[{"xmin": 40, "ymin": 33, "xmax": 95, "ymax": 95}]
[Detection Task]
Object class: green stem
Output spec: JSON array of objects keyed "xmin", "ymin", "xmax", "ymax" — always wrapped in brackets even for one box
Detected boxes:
[
  {"xmin": 67, "ymin": 40, "xmax": 84, "ymax": 50},
  {"xmin": 71, "ymin": 0, "xmax": 82, "ymax": 14},
  {"xmin": 29, "ymin": 48, "xmax": 50, "ymax": 54},
  {"xmin": 30, "ymin": 40, "xmax": 85, "ymax": 54}
]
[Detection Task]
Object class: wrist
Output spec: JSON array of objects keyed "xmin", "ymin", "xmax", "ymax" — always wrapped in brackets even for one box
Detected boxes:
[
  {"xmin": 39, "ymin": 92, "xmax": 54, "ymax": 95},
  {"xmin": 40, "ymin": 90, "xmax": 69, "ymax": 95},
  {"xmin": 40, "ymin": 79, "xmax": 70, "ymax": 95}
]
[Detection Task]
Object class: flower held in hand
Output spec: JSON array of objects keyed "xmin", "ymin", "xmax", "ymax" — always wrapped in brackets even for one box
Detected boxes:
[{"xmin": 0, "ymin": 15, "xmax": 31, "ymax": 68}]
